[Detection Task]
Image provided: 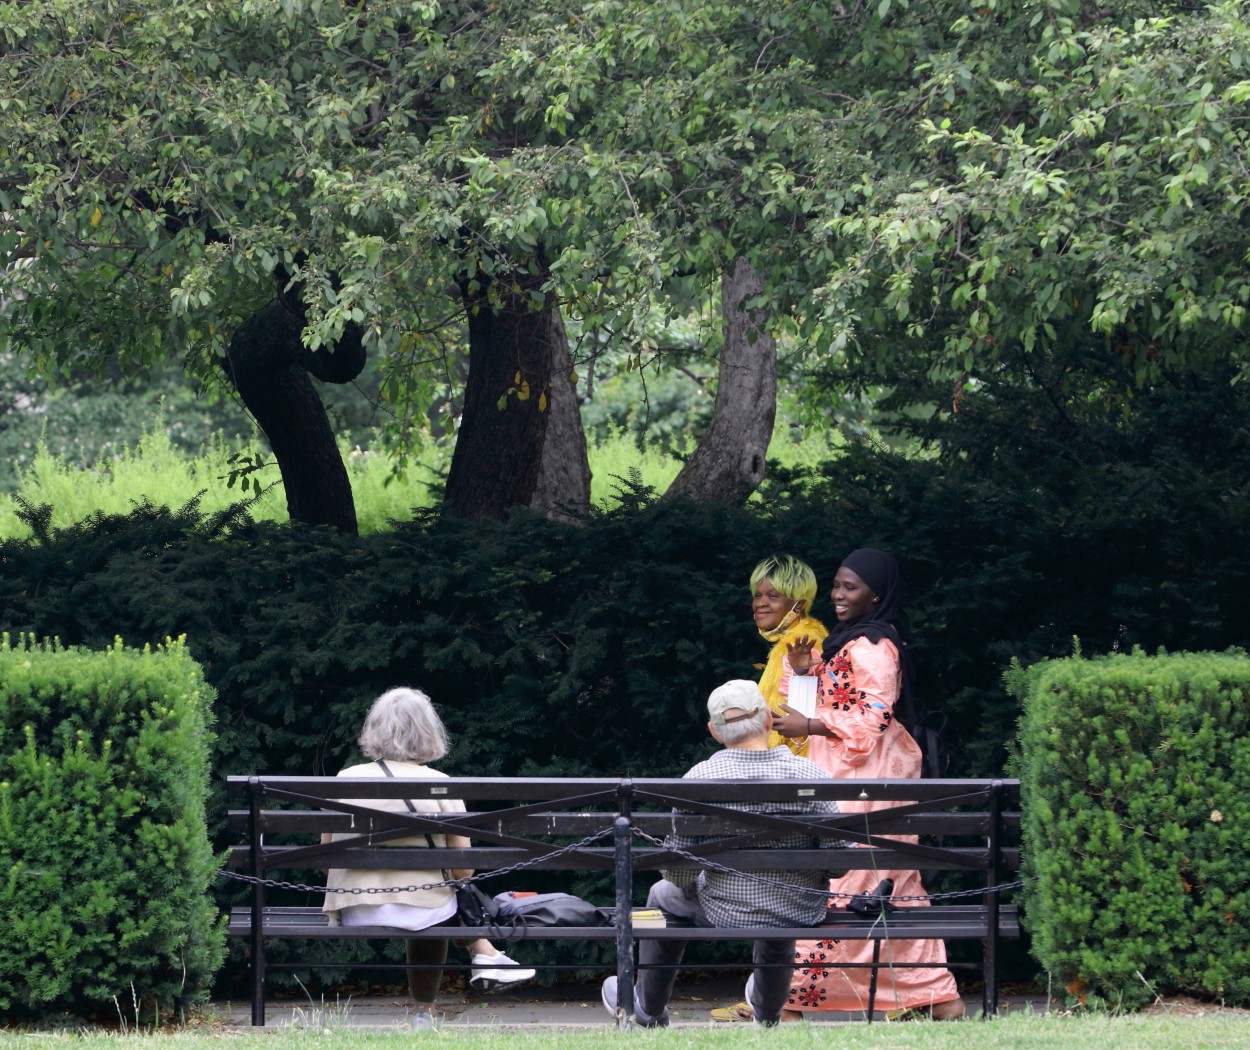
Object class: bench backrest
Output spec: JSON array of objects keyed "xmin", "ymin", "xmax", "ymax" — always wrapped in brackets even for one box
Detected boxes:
[{"xmin": 226, "ymin": 776, "xmax": 1021, "ymax": 887}]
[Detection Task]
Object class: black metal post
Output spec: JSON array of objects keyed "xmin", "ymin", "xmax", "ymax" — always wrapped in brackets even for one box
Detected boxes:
[
  {"xmin": 614, "ymin": 778, "xmax": 635, "ymax": 1029},
  {"xmin": 983, "ymin": 779, "xmax": 1004, "ymax": 1019},
  {"xmin": 865, "ymin": 939, "xmax": 882, "ymax": 1022},
  {"xmin": 248, "ymin": 777, "xmax": 267, "ymax": 1026}
]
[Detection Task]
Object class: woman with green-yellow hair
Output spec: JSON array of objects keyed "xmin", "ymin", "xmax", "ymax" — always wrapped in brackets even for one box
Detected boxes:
[{"xmin": 749, "ymin": 554, "xmax": 829, "ymax": 758}]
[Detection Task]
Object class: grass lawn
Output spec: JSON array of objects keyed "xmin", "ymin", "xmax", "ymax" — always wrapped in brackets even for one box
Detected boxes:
[{"xmin": 4, "ymin": 1011, "xmax": 1249, "ymax": 1049}]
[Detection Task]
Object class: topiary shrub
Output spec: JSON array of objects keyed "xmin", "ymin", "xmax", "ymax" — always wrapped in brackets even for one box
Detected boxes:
[
  {"xmin": 1009, "ymin": 647, "xmax": 1250, "ymax": 1008},
  {"xmin": 0, "ymin": 635, "xmax": 224, "ymax": 1022}
]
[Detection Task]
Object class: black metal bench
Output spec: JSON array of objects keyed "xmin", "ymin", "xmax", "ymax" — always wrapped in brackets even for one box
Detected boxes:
[{"xmin": 224, "ymin": 775, "xmax": 1021, "ymax": 1026}]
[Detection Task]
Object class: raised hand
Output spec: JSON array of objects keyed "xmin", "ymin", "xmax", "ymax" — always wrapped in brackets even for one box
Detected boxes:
[{"xmin": 786, "ymin": 635, "xmax": 817, "ymax": 675}]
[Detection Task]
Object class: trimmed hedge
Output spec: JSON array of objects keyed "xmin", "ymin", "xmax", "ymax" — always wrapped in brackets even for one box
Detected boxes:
[
  {"xmin": 0, "ymin": 635, "xmax": 224, "ymax": 1020},
  {"xmin": 1009, "ymin": 648, "xmax": 1250, "ymax": 1008}
]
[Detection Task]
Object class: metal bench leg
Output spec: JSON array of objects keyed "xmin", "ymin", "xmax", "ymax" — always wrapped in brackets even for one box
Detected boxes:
[
  {"xmin": 249, "ymin": 778, "xmax": 266, "ymax": 1026},
  {"xmin": 865, "ymin": 939, "xmax": 882, "ymax": 1022},
  {"xmin": 613, "ymin": 814, "xmax": 635, "ymax": 1029}
]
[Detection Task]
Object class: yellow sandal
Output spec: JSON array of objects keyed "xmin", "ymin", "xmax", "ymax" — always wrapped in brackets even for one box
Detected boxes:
[
  {"xmin": 710, "ymin": 1003, "xmax": 805, "ymax": 1023},
  {"xmin": 884, "ymin": 997, "xmax": 967, "ymax": 1022},
  {"xmin": 709, "ymin": 1002, "xmax": 755, "ymax": 1022}
]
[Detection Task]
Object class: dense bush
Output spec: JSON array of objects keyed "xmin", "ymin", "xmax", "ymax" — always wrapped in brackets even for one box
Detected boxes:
[
  {"xmin": 0, "ymin": 635, "xmax": 224, "ymax": 1020},
  {"xmin": 1009, "ymin": 648, "xmax": 1250, "ymax": 1008},
  {"xmin": 777, "ymin": 358, "xmax": 1250, "ymax": 772}
]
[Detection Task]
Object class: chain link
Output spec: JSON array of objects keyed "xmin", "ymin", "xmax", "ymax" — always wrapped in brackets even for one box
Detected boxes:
[
  {"xmin": 220, "ymin": 824, "xmax": 1024, "ymax": 903},
  {"xmin": 218, "ymin": 827, "xmax": 616, "ymax": 894},
  {"xmin": 628, "ymin": 827, "xmax": 1026, "ymax": 903}
]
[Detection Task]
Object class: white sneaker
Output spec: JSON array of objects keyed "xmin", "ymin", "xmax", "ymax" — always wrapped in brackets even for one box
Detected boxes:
[
  {"xmin": 601, "ymin": 975, "xmax": 669, "ymax": 1027},
  {"xmin": 601, "ymin": 976, "xmax": 619, "ymax": 1018},
  {"xmin": 409, "ymin": 1010, "xmax": 439, "ymax": 1031},
  {"xmin": 469, "ymin": 951, "xmax": 536, "ymax": 990}
]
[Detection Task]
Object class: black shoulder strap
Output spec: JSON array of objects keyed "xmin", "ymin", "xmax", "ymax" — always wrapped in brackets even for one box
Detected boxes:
[
  {"xmin": 372, "ymin": 765, "xmax": 437, "ymax": 855},
  {"xmin": 375, "ymin": 759, "xmax": 418, "ymax": 812}
]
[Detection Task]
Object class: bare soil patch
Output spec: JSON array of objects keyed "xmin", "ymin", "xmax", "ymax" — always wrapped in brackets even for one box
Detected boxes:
[{"xmin": 1140, "ymin": 995, "xmax": 1250, "ymax": 1018}]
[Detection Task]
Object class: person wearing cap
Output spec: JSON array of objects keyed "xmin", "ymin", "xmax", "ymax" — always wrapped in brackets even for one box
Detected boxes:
[{"xmin": 600, "ymin": 680, "xmax": 843, "ymax": 1028}]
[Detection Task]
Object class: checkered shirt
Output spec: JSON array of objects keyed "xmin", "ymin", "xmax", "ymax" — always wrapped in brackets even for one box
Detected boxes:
[{"xmin": 661, "ymin": 745, "xmax": 842, "ymax": 928}]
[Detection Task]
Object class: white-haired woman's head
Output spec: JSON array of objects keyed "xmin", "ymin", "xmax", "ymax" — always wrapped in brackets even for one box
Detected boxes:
[{"xmin": 357, "ymin": 687, "xmax": 449, "ymax": 764}]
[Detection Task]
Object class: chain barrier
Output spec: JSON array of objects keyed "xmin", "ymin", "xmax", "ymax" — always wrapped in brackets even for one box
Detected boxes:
[
  {"xmin": 217, "ymin": 827, "xmax": 617, "ymax": 895},
  {"xmin": 219, "ymin": 823, "xmax": 1024, "ymax": 903},
  {"xmin": 627, "ymin": 827, "xmax": 1027, "ymax": 904}
]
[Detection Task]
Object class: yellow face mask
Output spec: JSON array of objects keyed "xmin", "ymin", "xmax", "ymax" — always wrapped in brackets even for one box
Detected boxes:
[{"xmin": 758, "ymin": 603, "xmax": 803, "ymax": 643}]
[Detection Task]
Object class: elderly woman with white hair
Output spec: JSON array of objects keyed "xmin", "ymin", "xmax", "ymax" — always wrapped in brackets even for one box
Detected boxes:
[{"xmin": 322, "ymin": 687, "xmax": 533, "ymax": 1028}]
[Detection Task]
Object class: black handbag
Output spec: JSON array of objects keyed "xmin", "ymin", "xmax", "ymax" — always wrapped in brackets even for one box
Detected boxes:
[
  {"xmin": 845, "ymin": 878, "xmax": 897, "ymax": 918},
  {"xmin": 456, "ymin": 882, "xmax": 501, "ymax": 926}
]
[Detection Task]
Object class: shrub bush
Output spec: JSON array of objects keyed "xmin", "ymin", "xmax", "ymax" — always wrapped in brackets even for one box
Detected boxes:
[
  {"xmin": 1009, "ymin": 648, "xmax": 1250, "ymax": 1008},
  {"xmin": 0, "ymin": 635, "xmax": 224, "ymax": 1021}
]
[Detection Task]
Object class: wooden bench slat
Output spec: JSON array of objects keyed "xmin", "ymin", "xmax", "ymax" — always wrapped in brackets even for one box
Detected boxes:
[
  {"xmin": 227, "ymin": 809, "xmax": 1019, "ymax": 837},
  {"xmin": 227, "ymin": 905, "xmax": 1020, "ymax": 942}
]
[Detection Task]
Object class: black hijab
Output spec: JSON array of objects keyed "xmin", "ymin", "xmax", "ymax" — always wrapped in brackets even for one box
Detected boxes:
[{"xmin": 821, "ymin": 548, "xmax": 918, "ymax": 731}]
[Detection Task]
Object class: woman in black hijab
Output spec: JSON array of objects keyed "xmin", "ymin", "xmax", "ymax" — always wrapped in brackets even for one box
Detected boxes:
[
  {"xmin": 808, "ymin": 547, "xmax": 919, "ymax": 731},
  {"xmin": 769, "ymin": 549, "xmax": 963, "ymax": 1021}
]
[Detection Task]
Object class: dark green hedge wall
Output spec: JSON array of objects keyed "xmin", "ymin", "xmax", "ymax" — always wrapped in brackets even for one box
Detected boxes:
[
  {"xmin": 0, "ymin": 636, "xmax": 223, "ymax": 1020},
  {"xmin": 1, "ymin": 429, "xmax": 1246, "ymax": 789},
  {"xmin": 2, "ymin": 367, "xmax": 1248, "ymax": 995},
  {"xmin": 1010, "ymin": 648, "xmax": 1250, "ymax": 1007}
]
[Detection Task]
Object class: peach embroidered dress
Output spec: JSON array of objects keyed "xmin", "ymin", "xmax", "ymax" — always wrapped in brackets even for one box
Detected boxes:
[{"xmin": 785, "ymin": 635, "xmax": 959, "ymax": 1015}]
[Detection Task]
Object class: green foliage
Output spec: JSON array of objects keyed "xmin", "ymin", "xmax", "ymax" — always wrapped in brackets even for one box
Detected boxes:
[
  {"xmin": 0, "ymin": 421, "xmax": 844, "ymax": 539},
  {"xmin": 6, "ymin": 0, "xmax": 1250, "ymax": 470},
  {"xmin": 1009, "ymin": 648, "xmax": 1250, "ymax": 1008},
  {"xmin": 782, "ymin": 354, "xmax": 1250, "ymax": 773},
  {"xmin": 0, "ymin": 636, "xmax": 224, "ymax": 1020},
  {"xmin": 2, "ymin": 349, "xmax": 1248, "ymax": 783},
  {"xmin": 1, "ymin": 0, "xmax": 762, "ymax": 413},
  {"xmin": 0, "ymin": 353, "xmax": 1245, "ymax": 993},
  {"xmin": 805, "ymin": 1, "xmax": 1250, "ymax": 385},
  {"xmin": 580, "ymin": 367, "xmax": 715, "ymax": 455},
  {"xmin": 0, "ymin": 353, "xmax": 254, "ymax": 491},
  {"xmin": 0, "ymin": 428, "xmax": 449, "ymax": 538}
]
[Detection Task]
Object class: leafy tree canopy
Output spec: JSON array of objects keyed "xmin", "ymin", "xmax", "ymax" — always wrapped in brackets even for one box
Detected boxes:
[
  {"xmin": 801, "ymin": 0, "xmax": 1250, "ymax": 391},
  {"xmin": 3, "ymin": 0, "xmax": 1247, "ymax": 449},
  {"xmin": 1, "ymin": 0, "xmax": 826, "ymax": 424}
]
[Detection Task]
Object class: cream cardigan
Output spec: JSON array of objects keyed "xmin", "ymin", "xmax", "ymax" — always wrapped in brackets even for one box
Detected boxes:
[{"xmin": 322, "ymin": 759, "xmax": 466, "ymax": 914}]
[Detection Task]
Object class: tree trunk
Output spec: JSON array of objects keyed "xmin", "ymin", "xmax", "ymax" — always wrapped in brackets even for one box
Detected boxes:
[
  {"xmin": 665, "ymin": 257, "xmax": 776, "ymax": 504},
  {"xmin": 223, "ymin": 301, "xmax": 366, "ymax": 533},
  {"xmin": 444, "ymin": 269, "xmax": 560, "ymax": 519},
  {"xmin": 530, "ymin": 307, "xmax": 591, "ymax": 523}
]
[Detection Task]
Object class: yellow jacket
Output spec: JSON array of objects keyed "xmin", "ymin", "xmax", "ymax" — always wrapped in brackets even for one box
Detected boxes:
[{"xmin": 758, "ymin": 613, "xmax": 829, "ymax": 757}]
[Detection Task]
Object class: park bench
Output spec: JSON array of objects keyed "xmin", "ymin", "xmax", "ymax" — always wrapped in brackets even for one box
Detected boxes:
[{"xmin": 223, "ymin": 774, "xmax": 1021, "ymax": 1026}]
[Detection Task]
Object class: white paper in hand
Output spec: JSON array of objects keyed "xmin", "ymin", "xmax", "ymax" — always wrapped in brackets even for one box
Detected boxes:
[{"xmin": 787, "ymin": 675, "xmax": 818, "ymax": 719}]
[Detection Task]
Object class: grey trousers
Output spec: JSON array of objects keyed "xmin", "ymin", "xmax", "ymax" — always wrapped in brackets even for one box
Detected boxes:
[{"xmin": 636, "ymin": 879, "xmax": 796, "ymax": 1025}]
